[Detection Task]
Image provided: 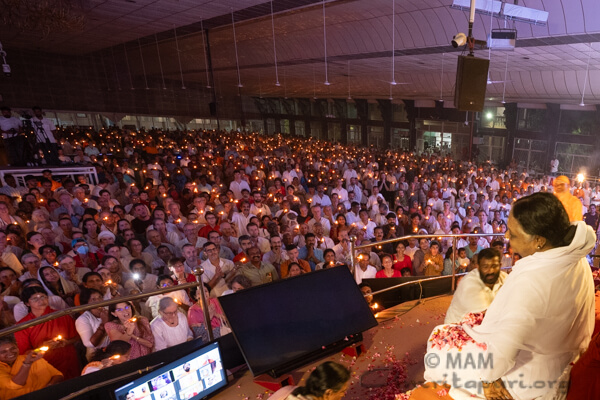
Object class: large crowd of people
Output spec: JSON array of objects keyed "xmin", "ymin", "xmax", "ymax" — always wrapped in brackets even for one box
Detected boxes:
[{"xmin": 0, "ymin": 120, "xmax": 599, "ymax": 398}]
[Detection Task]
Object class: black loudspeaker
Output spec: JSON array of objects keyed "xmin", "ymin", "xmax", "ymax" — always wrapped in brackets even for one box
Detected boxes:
[
  {"xmin": 454, "ymin": 55, "xmax": 489, "ymax": 112},
  {"xmin": 209, "ymin": 101, "xmax": 217, "ymax": 116}
]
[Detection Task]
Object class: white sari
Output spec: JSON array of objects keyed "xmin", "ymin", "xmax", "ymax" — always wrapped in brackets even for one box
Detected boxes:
[{"xmin": 424, "ymin": 221, "xmax": 595, "ymax": 400}]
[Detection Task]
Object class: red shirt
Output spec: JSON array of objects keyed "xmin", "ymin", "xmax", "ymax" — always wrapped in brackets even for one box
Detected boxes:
[
  {"xmin": 376, "ymin": 269, "xmax": 403, "ymax": 278},
  {"xmin": 393, "ymin": 254, "xmax": 413, "ymax": 274},
  {"xmin": 15, "ymin": 306, "xmax": 81, "ymax": 379},
  {"xmin": 198, "ymin": 224, "xmax": 221, "ymax": 238}
]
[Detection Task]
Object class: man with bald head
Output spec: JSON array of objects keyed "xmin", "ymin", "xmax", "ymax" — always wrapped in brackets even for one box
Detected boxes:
[{"xmin": 553, "ymin": 175, "xmax": 582, "ymax": 222}]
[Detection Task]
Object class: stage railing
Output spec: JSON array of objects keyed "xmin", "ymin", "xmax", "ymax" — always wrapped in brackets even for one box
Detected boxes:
[
  {"xmin": 350, "ymin": 232, "xmax": 506, "ymax": 294},
  {"xmin": 0, "ymin": 267, "xmax": 214, "ymax": 341},
  {"xmin": 0, "ymin": 166, "xmax": 99, "ymax": 187}
]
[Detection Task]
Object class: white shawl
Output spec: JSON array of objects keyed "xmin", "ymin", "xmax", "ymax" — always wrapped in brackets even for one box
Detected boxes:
[{"xmin": 464, "ymin": 221, "xmax": 595, "ymax": 399}]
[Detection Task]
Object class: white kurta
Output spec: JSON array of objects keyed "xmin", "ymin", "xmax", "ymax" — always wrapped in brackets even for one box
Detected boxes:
[
  {"xmin": 424, "ymin": 221, "xmax": 595, "ymax": 400},
  {"xmin": 150, "ymin": 312, "xmax": 193, "ymax": 351},
  {"xmin": 444, "ymin": 269, "xmax": 507, "ymax": 324}
]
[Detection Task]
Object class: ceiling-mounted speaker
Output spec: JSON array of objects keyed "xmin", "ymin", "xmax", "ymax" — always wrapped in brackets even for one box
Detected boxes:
[{"xmin": 454, "ymin": 55, "xmax": 489, "ymax": 112}]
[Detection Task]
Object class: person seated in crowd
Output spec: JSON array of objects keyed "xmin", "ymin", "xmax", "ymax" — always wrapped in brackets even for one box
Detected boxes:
[
  {"xmin": 57, "ymin": 254, "xmax": 90, "ymax": 289},
  {"xmin": 145, "ymin": 274, "xmax": 192, "ymax": 319},
  {"xmin": 286, "ymin": 262, "xmax": 304, "ymax": 278},
  {"xmin": 392, "ymin": 240, "xmax": 412, "ymax": 274},
  {"xmin": 81, "ymin": 340, "xmax": 131, "ymax": 376},
  {"xmin": 12, "ymin": 279, "xmax": 69, "ymax": 322},
  {"xmin": 105, "ymin": 301, "xmax": 154, "ymax": 361},
  {"xmin": 75, "ymin": 288, "xmax": 110, "ymax": 361},
  {"xmin": 231, "ymin": 235, "xmax": 253, "ymax": 264},
  {"xmin": 37, "ymin": 265, "xmax": 79, "ymax": 306},
  {"xmin": 71, "ymin": 238, "xmax": 102, "ymax": 270},
  {"xmin": 39, "ymin": 245, "xmax": 59, "ymax": 268},
  {"xmin": 187, "ymin": 284, "xmax": 229, "ymax": 342},
  {"xmin": 237, "ymin": 246, "xmax": 279, "ymax": 286},
  {"xmin": 199, "ymin": 242, "xmax": 235, "ymax": 297},
  {"xmin": 354, "ymin": 251, "xmax": 377, "ymax": 284},
  {"xmin": 280, "ymin": 244, "xmax": 311, "ymax": 278},
  {"xmin": 202, "ymin": 230, "xmax": 235, "ymax": 261},
  {"xmin": 151, "ymin": 244, "xmax": 173, "ymax": 276},
  {"xmin": 0, "ymin": 334, "xmax": 63, "ymax": 399},
  {"xmin": 376, "ymin": 254, "xmax": 402, "ymax": 278},
  {"xmin": 444, "ymin": 248, "xmax": 506, "ymax": 324},
  {"xmin": 123, "ymin": 259, "xmax": 158, "ymax": 295},
  {"xmin": 222, "ymin": 274, "xmax": 253, "ymax": 295},
  {"xmin": 422, "ymin": 241, "xmax": 444, "ymax": 276},
  {"xmin": 262, "ymin": 235, "xmax": 288, "ymax": 272},
  {"xmin": 150, "ymin": 297, "xmax": 193, "ymax": 351},
  {"xmin": 315, "ymin": 248, "xmax": 337, "ymax": 270},
  {"xmin": 298, "ymin": 233, "xmax": 324, "ymax": 271},
  {"xmin": 0, "ymin": 267, "xmax": 21, "ymax": 298},
  {"xmin": 14, "ymin": 286, "xmax": 81, "ymax": 379}
]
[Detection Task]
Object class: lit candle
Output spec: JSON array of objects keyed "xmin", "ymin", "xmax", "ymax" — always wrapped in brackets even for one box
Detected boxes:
[{"xmin": 35, "ymin": 346, "xmax": 50, "ymax": 353}]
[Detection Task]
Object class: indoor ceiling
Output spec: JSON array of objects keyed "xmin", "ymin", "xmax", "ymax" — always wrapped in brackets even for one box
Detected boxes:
[{"xmin": 3, "ymin": 0, "xmax": 600, "ymax": 105}]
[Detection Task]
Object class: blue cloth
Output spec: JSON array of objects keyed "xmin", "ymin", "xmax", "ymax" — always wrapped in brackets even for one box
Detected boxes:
[{"xmin": 298, "ymin": 246, "xmax": 324, "ymax": 271}]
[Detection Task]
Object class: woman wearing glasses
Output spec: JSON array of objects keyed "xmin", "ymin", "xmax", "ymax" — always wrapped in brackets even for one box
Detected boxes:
[
  {"xmin": 105, "ymin": 301, "xmax": 154, "ymax": 360},
  {"xmin": 14, "ymin": 286, "xmax": 81, "ymax": 379},
  {"xmin": 150, "ymin": 297, "xmax": 193, "ymax": 351}
]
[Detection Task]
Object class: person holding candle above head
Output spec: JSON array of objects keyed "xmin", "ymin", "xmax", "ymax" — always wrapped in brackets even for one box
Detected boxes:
[
  {"xmin": 105, "ymin": 301, "xmax": 153, "ymax": 360},
  {"xmin": 14, "ymin": 286, "xmax": 81, "ymax": 379},
  {"xmin": 0, "ymin": 334, "xmax": 63, "ymax": 399}
]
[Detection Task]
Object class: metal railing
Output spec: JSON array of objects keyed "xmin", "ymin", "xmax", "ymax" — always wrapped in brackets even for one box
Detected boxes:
[
  {"xmin": 0, "ymin": 268, "xmax": 215, "ymax": 341},
  {"xmin": 0, "ymin": 166, "xmax": 99, "ymax": 187},
  {"xmin": 350, "ymin": 232, "xmax": 506, "ymax": 295}
]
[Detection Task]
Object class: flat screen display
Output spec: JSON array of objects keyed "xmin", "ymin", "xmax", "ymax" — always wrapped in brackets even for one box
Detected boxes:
[
  {"xmin": 218, "ymin": 266, "xmax": 378, "ymax": 376},
  {"xmin": 113, "ymin": 341, "xmax": 227, "ymax": 400}
]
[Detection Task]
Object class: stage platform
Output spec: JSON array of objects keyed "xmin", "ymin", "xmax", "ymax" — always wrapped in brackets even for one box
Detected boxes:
[{"xmin": 213, "ymin": 294, "xmax": 453, "ymax": 400}]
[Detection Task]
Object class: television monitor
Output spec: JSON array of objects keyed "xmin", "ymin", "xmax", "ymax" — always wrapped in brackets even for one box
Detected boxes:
[
  {"xmin": 218, "ymin": 266, "xmax": 378, "ymax": 377},
  {"xmin": 113, "ymin": 341, "xmax": 227, "ymax": 400}
]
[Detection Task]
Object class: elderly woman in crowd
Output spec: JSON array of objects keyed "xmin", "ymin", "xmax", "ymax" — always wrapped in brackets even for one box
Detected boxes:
[{"xmin": 150, "ymin": 297, "xmax": 193, "ymax": 351}]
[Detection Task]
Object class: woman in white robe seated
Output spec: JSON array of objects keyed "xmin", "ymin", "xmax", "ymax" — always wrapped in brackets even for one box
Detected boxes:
[{"xmin": 424, "ymin": 192, "xmax": 595, "ymax": 400}]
